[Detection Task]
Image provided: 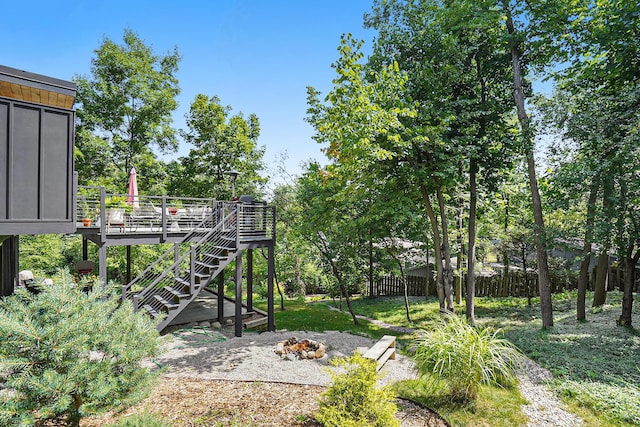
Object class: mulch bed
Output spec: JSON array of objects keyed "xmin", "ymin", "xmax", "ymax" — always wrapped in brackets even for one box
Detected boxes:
[{"xmin": 82, "ymin": 377, "xmax": 449, "ymax": 426}]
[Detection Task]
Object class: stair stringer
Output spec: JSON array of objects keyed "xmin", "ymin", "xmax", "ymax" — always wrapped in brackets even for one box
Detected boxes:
[{"xmin": 154, "ymin": 249, "xmax": 240, "ymax": 331}]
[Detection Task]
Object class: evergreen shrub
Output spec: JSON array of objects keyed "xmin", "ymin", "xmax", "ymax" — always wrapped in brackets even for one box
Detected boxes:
[
  {"xmin": 315, "ymin": 352, "xmax": 400, "ymax": 427},
  {"xmin": 0, "ymin": 270, "xmax": 161, "ymax": 427},
  {"xmin": 413, "ymin": 313, "xmax": 522, "ymax": 402}
]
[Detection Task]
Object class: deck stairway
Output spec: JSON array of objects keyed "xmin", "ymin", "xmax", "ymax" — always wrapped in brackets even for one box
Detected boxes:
[{"xmin": 123, "ymin": 203, "xmax": 240, "ymax": 331}]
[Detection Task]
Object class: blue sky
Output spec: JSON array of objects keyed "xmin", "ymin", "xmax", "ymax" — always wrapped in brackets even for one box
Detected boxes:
[{"xmin": 3, "ymin": 1, "xmax": 376, "ymax": 180}]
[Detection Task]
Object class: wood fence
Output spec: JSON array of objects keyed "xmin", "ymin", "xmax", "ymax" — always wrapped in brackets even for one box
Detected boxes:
[
  {"xmin": 375, "ymin": 267, "xmax": 640, "ymax": 298},
  {"xmin": 375, "ymin": 275, "xmax": 434, "ymax": 297}
]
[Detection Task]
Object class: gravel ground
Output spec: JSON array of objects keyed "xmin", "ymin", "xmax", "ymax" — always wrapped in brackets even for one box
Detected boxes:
[
  {"xmin": 154, "ymin": 328, "xmax": 418, "ymax": 386},
  {"xmin": 517, "ymin": 358, "xmax": 583, "ymax": 427}
]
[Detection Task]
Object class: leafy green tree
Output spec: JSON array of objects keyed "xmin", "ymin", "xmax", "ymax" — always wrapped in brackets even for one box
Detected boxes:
[
  {"xmin": 541, "ymin": 0, "xmax": 640, "ymax": 325},
  {"xmin": 296, "ymin": 162, "xmax": 371, "ymax": 324},
  {"xmin": 169, "ymin": 94, "xmax": 266, "ymax": 199},
  {"xmin": 0, "ymin": 270, "xmax": 160, "ymax": 426},
  {"xmin": 74, "ymin": 28, "xmax": 181, "ymax": 188},
  {"xmin": 19, "ymin": 235, "xmax": 70, "ymax": 277},
  {"xmin": 367, "ymin": 0, "xmax": 517, "ymax": 323},
  {"xmin": 306, "ymin": 34, "xmax": 455, "ymax": 311}
]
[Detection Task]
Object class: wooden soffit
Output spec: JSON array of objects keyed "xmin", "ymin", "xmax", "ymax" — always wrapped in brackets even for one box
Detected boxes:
[{"xmin": 0, "ymin": 65, "xmax": 76, "ymax": 110}]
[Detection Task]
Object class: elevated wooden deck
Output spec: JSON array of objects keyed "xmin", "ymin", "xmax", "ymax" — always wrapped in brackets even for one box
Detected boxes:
[{"xmin": 74, "ymin": 186, "xmax": 276, "ymax": 337}]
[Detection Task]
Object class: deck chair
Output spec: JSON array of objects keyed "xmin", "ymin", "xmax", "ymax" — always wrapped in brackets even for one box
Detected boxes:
[
  {"xmin": 107, "ymin": 208, "xmax": 126, "ymax": 232},
  {"xmin": 185, "ymin": 204, "xmax": 208, "ymax": 228},
  {"xmin": 130, "ymin": 201, "xmax": 161, "ymax": 231}
]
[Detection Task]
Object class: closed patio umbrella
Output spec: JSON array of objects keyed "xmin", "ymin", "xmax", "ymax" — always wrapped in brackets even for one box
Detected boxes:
[{"xmin": 127, "ymin": 167, "xmax": 139, "ymax": 209}]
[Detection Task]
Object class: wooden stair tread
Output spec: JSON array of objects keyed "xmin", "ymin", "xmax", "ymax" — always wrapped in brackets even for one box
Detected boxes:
[
  {"xmin": 154, "ymin": 295, "xmax": 179, "ymax": 310},
  {"xmin": 174, "ymin": 278, "xmax": 190, "ymax": 289},
  {"xmin": 195, "ymin": 261, "xmax": 216, "ymax": 269},
  {"xmin": 142, "ymin": 304, "xmax": 161, "ymax": 318},
  {"xmin": 165, "ymin": 286, "xmax": 189, "ymax": 299}
]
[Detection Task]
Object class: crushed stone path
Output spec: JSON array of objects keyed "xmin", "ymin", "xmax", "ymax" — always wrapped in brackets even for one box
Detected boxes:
[{"xmin": 321, "ymin": 302, "xmax": 583, "ymax": 426}]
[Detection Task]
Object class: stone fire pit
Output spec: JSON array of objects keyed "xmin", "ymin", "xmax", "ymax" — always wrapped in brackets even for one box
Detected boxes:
[{"xmin": 274, "ymin": 336, "xmax": 326, "ymax": 360}]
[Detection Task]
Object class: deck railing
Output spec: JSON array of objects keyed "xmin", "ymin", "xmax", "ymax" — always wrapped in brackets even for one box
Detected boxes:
[
  {"xmin": 76, "ymin": 186, "xmax": 220, "ymax": 235},
  {"xmin": 76, "ymin": 186, "xmax": 276, "ymax": 240}
]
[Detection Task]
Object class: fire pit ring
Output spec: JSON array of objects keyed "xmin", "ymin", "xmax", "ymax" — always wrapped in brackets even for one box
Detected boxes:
[{"xmin": 274, "ymin": 336, "xmax": 326, "ymax": 360}]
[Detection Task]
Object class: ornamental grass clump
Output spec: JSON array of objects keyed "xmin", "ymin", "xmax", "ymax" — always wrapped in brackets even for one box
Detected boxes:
[
  {"xmin": 0, "ymin": 269, "xmax": 161, "ymax": 427},
  {"xmin": 413, "ymin": 313, "xmax": 522, "ymax": 402},
  {"xmin": 315, "ymin": 352, "xmax": 400, "ymax": 427}
]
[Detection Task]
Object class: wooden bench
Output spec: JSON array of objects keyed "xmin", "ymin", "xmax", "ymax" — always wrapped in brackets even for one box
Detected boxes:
[{"xmin": 363, "ymin": 335, "xmax": 396, "ymax": 371}]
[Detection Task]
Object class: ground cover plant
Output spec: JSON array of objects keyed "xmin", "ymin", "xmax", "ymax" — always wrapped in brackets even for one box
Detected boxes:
[
  {"xmin": 0, "ymin": 270, "xmax": 161, "ymax": 427},
  {"xmin": 495, "ymin": 291, "xmax": 640, "ymax": 426}
]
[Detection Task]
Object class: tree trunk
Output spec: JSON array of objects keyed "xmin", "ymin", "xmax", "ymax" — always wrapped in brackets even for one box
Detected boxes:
[
  {"xmin": 315, "ymin": 234, "xmax": 358, "ymax": 325},
  {"xmin": 339, "ymin": 281, "xmax": 358, "ymax": 326},
  {"xmin": 295, "ymin": 254, "xmax": 304, "ymax": 297},
  {"xmin": 398, "ymin": 259, "xmax": 412, "ymax": 323},
  {"xmin": 522, "ymin": 245, "xmax": 532, "ymax": 306},
  {"xmin": 420, "ymin": 183, "xmax": 446, "ymax": 310},
  {"xmin": 592, "ymin": 252, "xmax": 609, "ymax": 307},
  {"xmin": 466, "ymin": 159, "xmax": 477, "ymax": 325},
  {"xmin": 369, "ymin": 239, "xmax": 374, "ymax": 298},
  {"xmin": 456, "ymin": 164, "xmax": 465, "ymax": 305},
  {"xmin": 436, "ymin": 184, "xmax": 455, "ymax": 312},
  {"xmin": 503, "ymin": 1, "xmax": 553, "ymax": 327},
  {"xmin": 503, "ymin": 192, "xmax": 511, "ymax": 294},
  {"xmin": 577, "ymin": 178, "xmax": 598, "ymax": 320},
  {"xmin": 618, "ymin": 249, "xmax": 639, "ymax": 326}
]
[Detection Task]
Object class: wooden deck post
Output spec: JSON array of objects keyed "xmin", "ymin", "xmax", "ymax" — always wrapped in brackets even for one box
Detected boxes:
[
  {"xmin": 235, "ymin": 252, "xmax": 243, "ymax": 337},
  {"xmin": 82, "ymin": 236, "xmax": 88, "ymax": 260},
  {"xmin": 247, "ymin": 249, "xmax": 253, "ymax": 312},
  {"xmin": 267, "ymin": 243, "xmax": 275, "ymax": 332},
  {"xmin": 0, "ymin": 237, "xmax": 18, "ymax": 296},
  {"xmin": 98, "ymin": 242, "xmax": 107, "ymax": 288},
  {"xmin": 126, "ymin": 246, "xmax": 131, "ymax": 284},
  {"xmin": 217, "ymin": 269, "xmax": 225, "ymax": 323}
]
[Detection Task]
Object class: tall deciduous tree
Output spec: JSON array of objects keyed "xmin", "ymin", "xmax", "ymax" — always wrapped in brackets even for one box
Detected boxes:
[
  {"xmin": 364, "ymin": 0, "xmax": 517, "ymax": 322},
  {"xmin": 498, "ymin": 0, "xmax": 584, "ymax": 327},
  {"xmin": 169, "ymin": 94, "xmax": 266, "ymax": 199},
  {"xmin": 296, "ymin": 163, "xmax": 368, "ymax": 325},
  {"xmin": 75, "ymin": 28, "xmax": 181, "ymax": 187},
  {"xmin": 542, "ymin": 0, "xmax": 640, "ymax": 325}
]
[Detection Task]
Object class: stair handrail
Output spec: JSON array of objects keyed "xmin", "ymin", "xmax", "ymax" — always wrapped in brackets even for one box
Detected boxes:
[{"xmin": 123, "ymin": 202, "xmax": 236, "ymax": 302}]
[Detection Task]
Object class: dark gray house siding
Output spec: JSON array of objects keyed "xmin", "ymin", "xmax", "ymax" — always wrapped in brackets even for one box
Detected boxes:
[{"xmin": 0, "ymin": 65, "xmax": 76, "ymax": 235}]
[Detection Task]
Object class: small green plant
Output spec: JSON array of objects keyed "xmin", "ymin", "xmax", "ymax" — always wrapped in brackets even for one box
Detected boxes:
[
  {"xmin": 315, "ymin": 352, "xmax": 400, "ymax": 427},
  {"xmin": 413, "ymin": 313, "xmax": 522, "ymax": 402},
  {"xmin": 105, "ymin": 196, "xmax": 133, "ymax": 212},
  {"xmin": 0, "ymin": 269, "xmax": 161, "ymax": 427}
]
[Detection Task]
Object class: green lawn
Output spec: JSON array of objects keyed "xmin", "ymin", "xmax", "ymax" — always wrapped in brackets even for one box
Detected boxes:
[{"xmin": 256, "ymin": 298, "xmax": 397, "ymax": 341}]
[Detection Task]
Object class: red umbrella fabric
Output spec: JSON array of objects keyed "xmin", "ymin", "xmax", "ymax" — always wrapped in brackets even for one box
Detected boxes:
[{"xmin": 127, "ymin": 167, "xmax": 139, "ymax": 209}]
